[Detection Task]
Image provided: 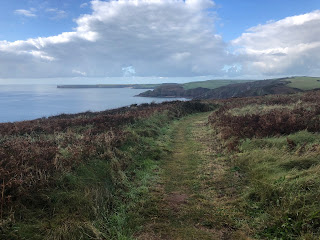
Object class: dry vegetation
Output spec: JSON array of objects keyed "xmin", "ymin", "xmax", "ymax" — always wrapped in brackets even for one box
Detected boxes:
[
  {"xmin": 0, "ymin": 100, "xmax": 213, "ymax": 239},
  {"xmin": 207, "ymin": 90, "xmax": 320, "ymax": 239},
  {"xmin": 1, "ymin": 89, "xmax": 320, "ymax": 239},
  {"xmin": 209, "ymin": 91, "xmax": 320, "ymax": 148}
]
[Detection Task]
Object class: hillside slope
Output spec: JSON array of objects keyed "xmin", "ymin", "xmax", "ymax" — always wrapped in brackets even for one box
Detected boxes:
[
  {"xmin": 0, "ymin": 101, "xmax": 214, "ymax": 240},
  {"xmin": 137, "ymin": 90, "xmax": 320, "ymax": 239},
  {"xmin": 182, "ymin": 79, "xmax": 253, "ymax": 90},
  {"xmin": 286, "ymin": 76, "xmax": 320, "ymax": 90},
  {"xmin": 195, "ymin": 78, "xmax": 302, "ymax": 99},
  {"xmin": 138, "ymin": 77, "xmax": 319, "ymax": 99},
  {"xmin": 1, "ymin": 90, "xmax": 320, "ymax": 239},
  {"xmin": 137, "ymin": 83, "xmax": 211, "ymax": 98}
]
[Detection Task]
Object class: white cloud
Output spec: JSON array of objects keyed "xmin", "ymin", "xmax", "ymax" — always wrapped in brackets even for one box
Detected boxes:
[
  {"xmin": 80, "ymin": 3, "xmax": 89, "ymax": 8},
  {"xmin": 45, "ymin": 8, "xmax": 68, "ymax": 20},
  {"xmin": 72, "ymin": 69, "xmax": 87, "ymax": 76},
  {"xmin": 4, "ymin": 2, "xmax": 320, "ymax": 79},
  {"xmin": 232, "ymin": 10, "xmax": 320, "ymax": 76},
  {"xmin": 1, "ymin": 0, "xmax": 227, "ymax": 78},
  {"xmin": 14, "ymin": 9, "xmax": 37, "ymax": 17},
  {"xmin": 185, "ymin": 0, "xmax": 215, "ymax": 10},
  {"xmin": 122, "ymin": 66, "xmax": 136, "ymax": 77}
]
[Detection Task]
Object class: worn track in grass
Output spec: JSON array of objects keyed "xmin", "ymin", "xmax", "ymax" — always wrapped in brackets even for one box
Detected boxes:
[{"xmin": 136, "ymin": 112, "xmax": 239, "ymax": 240}]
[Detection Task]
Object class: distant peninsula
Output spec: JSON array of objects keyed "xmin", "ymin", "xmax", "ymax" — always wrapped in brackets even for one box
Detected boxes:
[
  {"xmin": 57, "ymin": 84, "xmax": 160, "ymax": 89},
  {"xmin": 57, "ymin": 77, "xmax": 320, "ymax": 100}
]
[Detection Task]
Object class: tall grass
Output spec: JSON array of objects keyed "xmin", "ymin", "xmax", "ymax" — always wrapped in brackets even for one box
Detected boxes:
[
  {"xmin": 236, "ymin": 132, "xmax": 320, "ymax": 239},
  {"xmin": 208, "ymin": 91, "xmax": 320, "ymax": 239},
  {"xmin": 0, "ymin": 100, "xmax": 214, "ymax": 239}
]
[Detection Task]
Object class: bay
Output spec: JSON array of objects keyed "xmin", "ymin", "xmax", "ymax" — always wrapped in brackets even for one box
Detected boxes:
[{"xmin": 0, "ymin": 85, "xmax": 185, "ymax": 123}]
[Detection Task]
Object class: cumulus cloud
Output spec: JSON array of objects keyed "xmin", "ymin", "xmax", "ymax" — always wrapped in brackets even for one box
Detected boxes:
[
  {"xmin": 14, "ymin": 9, "xmax": 37, "ymax": 17},
  {"xmin": 232, "ymin": 10, "xmax": 320, "ymax": 76},
  {"xmin": 1, "ymin": 0, "xmax": 229, "ymax": 78},
  {"xmin": 3, "ymin": 1, "xmax": 320, "ymax": 79}
]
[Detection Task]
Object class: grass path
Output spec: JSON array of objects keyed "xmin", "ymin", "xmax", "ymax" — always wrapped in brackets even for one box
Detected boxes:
[{"xmin": 136, "ymin": 112, "xmax": 237, "ymax": 240}]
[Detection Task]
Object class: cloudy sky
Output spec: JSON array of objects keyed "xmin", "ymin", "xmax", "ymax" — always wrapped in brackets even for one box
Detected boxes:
[{"xmin": 0, "ymin": 0, "xmax": 319, "ymax": 82}]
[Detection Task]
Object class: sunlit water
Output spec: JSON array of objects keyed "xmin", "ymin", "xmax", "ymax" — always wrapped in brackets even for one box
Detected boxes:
[{"xmin": 0, "ymin": 85, "xmax": 185, "ymax": 123}]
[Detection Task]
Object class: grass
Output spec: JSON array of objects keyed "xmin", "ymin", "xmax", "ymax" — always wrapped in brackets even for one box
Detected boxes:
[
  {"xmin": 233, "ymin": 131, "xmax": 320, "ymax": 239},
  {"xmin": 0, "ymin": 108, "xmax": 201, "ymax": 239},
  {"xmin": 125, "ymin": 93, "xmax": 320, "ymax": 239},
  {"xmin": 205, "ymin": 92, "xmax": 320, "ymax": 239},
  {"xmin": 228, "ymin": 103, "xmax": 297, "ymax": 116},
  {"xmin": 286, "ymin": 76, "xmax": 320, "ymax": 90},
  {"xmin": 200, "ymin": 129, "xmax": 320, "ymax": 239},
  {"xmin": 2, "ymin": 90, "xmax": 320, "ymax": 239},
  {"xmin": 136, "ymin": 112, "xmax": 244, "ymax": 239},
  {"xmin": 182, "ymin": 79, "xmax": 254, "ymax": 90},
  {"xmin": 0, "ymin": 100, "xmax": 215, "ymax": 240},
  {"xmin": 181, "ymin": 76, "xmax": 320, "ymax": 91}
]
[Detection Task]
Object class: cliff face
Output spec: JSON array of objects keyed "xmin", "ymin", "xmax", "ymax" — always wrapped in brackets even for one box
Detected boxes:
[{"xmin": 138, "ymin": 79, "xmax": 303, "ymax": 100}]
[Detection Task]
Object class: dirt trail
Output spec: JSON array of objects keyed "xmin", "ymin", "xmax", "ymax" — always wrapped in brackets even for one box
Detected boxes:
[{"xmin": 137, "ymin": 112, "xmax": 232, "ymax": 240}]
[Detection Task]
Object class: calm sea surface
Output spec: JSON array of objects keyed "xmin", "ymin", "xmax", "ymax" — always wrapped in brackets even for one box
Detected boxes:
[{"xmin": 0, "ymin": 85, "xmax": 185, "ymax": 123}]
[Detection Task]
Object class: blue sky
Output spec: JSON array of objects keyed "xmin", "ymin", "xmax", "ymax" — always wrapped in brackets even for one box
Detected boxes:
[
  {"xmin": 0, "ymin": 0, "xmax": 89, "ymax": 41},
  {"xmin": 2, "ymin": 0, "xmax": 319, "ymax": 42},
  {"xmin": 215, "ymin": 0, "xmax": 320, "ymax": 40},
  {"xmin": 0, "ymin": 0, "xmax": 319, "ymax": 81}
]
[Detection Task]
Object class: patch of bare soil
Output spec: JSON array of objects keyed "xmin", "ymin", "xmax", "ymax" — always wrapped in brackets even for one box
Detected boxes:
[{"xmin": 166, "ymin": 192, "xmax": 188, "ymax": 210}]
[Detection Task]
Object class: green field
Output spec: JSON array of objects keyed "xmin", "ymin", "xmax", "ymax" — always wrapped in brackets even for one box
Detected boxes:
[
  {"xmin": 286, "ymin": 76, "xmax": 320, "ymax": 90},
  {"xmin": 182, "ymin": 76, "xmax": 320, "ymax": 91},
  {"xmin": 182, "ymin": 79, "xmax": 254, "ymax": 90}
]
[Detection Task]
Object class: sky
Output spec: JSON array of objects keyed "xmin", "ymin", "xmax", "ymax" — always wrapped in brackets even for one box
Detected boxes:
[{"xmin": 0, "ymin": 0, "xmax": 319, "ymax": 83}]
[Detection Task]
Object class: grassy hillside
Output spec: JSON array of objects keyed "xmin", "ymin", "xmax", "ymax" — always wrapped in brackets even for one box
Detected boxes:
[
  {"xmin": 186, "ymin": 76, "xmax": 320, "ymax": 91},
  {"xmin": 206, "ymin": 91, "xmax": 320, "ymax": 239},
  {"xmin": 139, "ymin": 76, "xmax": 320, "ymax": 99},
  {"xmin": 1, "ymin": 90, "xmax": 320, "ymax": 239},
  {"xmin": 134, "ymin": 90, "xmax": 320, "ymax": 239},
  {"xmin": 0, "ymin": 101, "xmax": 214, "ymax": 239},
  {"xmin": 182, "ymin": 79, "xmax": 253, "ymax": 90},
  {"xmin": 286, "ymin": 76, "xmax": 320, "ymax": 90}
]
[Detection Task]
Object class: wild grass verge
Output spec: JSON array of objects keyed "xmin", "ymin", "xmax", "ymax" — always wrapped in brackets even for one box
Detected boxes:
[
  {"xmin": 0, "ymin": 100, "xmax": 215, "ymax": 239},
  {"xmin": 207, "ymin": 91, "xmax": 320, "ymax": 239}
]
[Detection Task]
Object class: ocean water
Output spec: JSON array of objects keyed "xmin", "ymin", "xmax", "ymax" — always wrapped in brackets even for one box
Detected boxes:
[{"xmin": 0, "ymin": 85, "xmax": 185, "ymax": 123}]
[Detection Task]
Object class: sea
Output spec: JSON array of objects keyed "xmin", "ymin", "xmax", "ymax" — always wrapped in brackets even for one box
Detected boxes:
[{"xmin": 0, "ymin": 85, "xmax": 185, "ymax": 123}]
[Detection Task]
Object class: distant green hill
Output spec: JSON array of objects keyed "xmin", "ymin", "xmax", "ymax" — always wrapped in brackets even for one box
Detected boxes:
[
  {"xmin": 138, "ymin": 76, "xmax": 320, "ymax": 99},
  {"xmin": 57, "ymin": 77, "xmax": 320, "ymax": 99},
  {"xmin": 182, "ymin": 79, "xmax": 254, "ymax": 90},
  {"xmin": 286, "ymin": 76, "xmax": 320, "ymax": 90}
]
